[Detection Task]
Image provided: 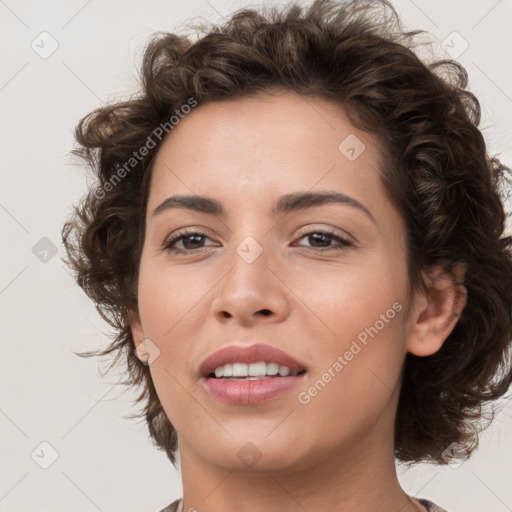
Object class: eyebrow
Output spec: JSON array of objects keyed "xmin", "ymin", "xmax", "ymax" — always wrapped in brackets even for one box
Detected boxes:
[{"xmin": 151, "ymin": 190, "xmax": 376, "ymax": 224}]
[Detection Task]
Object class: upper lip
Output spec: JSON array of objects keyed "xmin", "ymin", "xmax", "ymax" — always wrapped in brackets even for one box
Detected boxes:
[{"xmin": 199, "ymin": 343, "xmax": 307, "ymax": 378}]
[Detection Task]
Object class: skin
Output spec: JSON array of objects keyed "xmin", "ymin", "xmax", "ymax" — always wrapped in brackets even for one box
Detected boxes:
[{"xmin": 129, "ymin": 90, "xmax": 467, "ymax": 512}]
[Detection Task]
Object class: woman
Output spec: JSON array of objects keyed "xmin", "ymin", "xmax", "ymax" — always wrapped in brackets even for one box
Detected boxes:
[{"xmin": 61, "ymin": 1, "xmax": 512, "ymax": 511}]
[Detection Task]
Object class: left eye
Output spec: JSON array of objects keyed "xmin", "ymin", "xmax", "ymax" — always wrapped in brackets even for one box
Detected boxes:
[{"xmin": 294, "ymin": 231, "xmax": 353, "ymax": 251}]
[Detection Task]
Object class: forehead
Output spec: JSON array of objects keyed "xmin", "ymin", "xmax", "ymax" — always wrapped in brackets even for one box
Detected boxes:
[{"xmin": 148, "ymin": 91, "xmax": 388, "ymax": 216}]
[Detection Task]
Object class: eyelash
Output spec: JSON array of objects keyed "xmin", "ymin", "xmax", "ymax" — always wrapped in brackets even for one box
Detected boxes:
[{"xmin": 162, "ymin": 228, "xmax": 353, "ymax": 253}]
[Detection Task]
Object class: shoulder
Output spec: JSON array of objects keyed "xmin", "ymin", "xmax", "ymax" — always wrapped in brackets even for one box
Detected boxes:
[
  {"xmin": 157, "ymin": 497, "xmax": 182, "ymax": 512},
  {"xmin": 417, "ymin": 498, "xmax": 451, "ymax": 512}
]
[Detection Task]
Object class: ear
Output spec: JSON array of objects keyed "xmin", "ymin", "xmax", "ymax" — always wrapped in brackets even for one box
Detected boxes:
[
  {"xmin": 128, "ymin": 309, "xmax": 150, "ymax": 365},
  {"xmin": 406, "ymin": 263, "xmax": 468, "ymax": 357}
]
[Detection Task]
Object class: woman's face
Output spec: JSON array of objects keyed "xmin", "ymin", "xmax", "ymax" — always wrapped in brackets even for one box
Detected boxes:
[{"xmin": 131, "ymin": 91, "xmax": 419, "ymax": 472}]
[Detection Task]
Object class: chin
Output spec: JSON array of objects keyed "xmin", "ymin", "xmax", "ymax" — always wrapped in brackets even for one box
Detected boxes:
[{"xmin": 203, "ymin": 434, "xmax": 306, "ymax": 473}]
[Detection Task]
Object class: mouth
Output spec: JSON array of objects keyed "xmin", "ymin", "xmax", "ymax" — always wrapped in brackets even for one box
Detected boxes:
[{"xmin": 199, "ymin": 344, "xmax": 308, "ymax": 405}]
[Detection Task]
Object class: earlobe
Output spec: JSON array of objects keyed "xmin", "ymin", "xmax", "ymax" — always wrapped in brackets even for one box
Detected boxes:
[
  {"xmin": 406, "ymin": 263, "xmax": 467, "ymax": 357},
  {"xmin": 128, "ymin": 309, "xmax": 150, "ymax": 365}
]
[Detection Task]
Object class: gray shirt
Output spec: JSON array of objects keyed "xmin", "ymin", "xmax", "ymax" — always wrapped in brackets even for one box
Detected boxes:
[{"xmin": 158, "ymin": 497, "xmax": 449, "ymax": 511}]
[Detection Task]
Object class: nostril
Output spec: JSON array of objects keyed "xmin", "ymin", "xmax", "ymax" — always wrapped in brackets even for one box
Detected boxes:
[{"xmin": 258, "ymin": 309, "xmax": 272, "ymax": 316}]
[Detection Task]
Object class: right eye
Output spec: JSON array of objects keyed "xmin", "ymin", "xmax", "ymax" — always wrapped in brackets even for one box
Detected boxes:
[{"xmin": 163, "ymin": 230, "xmax": 219, "ymax": 253}]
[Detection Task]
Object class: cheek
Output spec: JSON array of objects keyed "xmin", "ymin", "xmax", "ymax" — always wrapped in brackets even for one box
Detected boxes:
[
  {"xmin": 294, "ymin": 309, "xmax": 406, "ymax": 451},
  {"xmin": 292, "ymin": 254, "xmax": 406, "ymax": 349},
  {"xmin": 136, "ymin": 293, "xmax": 204, "ymax": 435},
  {"xmin": 137, "ymin": 260, "xmax": 209, "ymax": 339},
  {"xmin": 292, "ymin": 259, "xmax": 408, "ymax": 413},
  {"xmin": 136, "ymin": 262, "xmax": 207, "ymax": 412}
]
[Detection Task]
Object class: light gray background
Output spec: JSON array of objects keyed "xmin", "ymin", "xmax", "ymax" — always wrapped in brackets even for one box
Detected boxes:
[{"xmin": 1, "ymin": 1, "xmax": 511, "ymax": 511}]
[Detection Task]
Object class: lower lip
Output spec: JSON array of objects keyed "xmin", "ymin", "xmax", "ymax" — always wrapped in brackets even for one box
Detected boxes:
[{"xmin": 203, "ymin": 374, "xmax": 306, "ymax": 405}]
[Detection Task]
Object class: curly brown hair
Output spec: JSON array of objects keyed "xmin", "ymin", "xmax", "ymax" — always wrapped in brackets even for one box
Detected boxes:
[{"xmin": 61, "ymin": 0, "xmax": 512, "ymax": 467}]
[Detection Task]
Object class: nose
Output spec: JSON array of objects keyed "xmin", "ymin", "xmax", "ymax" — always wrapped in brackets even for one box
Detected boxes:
[{"xmin": 211, "ymin": 242, "xmax": 290, "ymax": 327}]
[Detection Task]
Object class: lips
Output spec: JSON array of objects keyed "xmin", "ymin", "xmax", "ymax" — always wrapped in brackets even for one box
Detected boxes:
[{"xmin": 199, "ymin": 343, "xmax": 307, "ymax": 379}]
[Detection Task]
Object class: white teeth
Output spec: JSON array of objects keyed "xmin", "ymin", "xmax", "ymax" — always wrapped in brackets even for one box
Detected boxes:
[
  {"xmin": 212, "ymin": 361, "xmax": 300, "ymax": 378},
  {"xmin": 279, "ymin": 366, "xmax": 292, "ymax": 376},
  {"xmin": 266, "ymin": 362, "xmax": 279, "ymax": 375},
  {"xmin": 249, "ymin": 362, "xmax": 267, "ymax": 376},
  {"xmin": 232, "ymin": 363, "xmax": 248, "ymax": 377}
]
